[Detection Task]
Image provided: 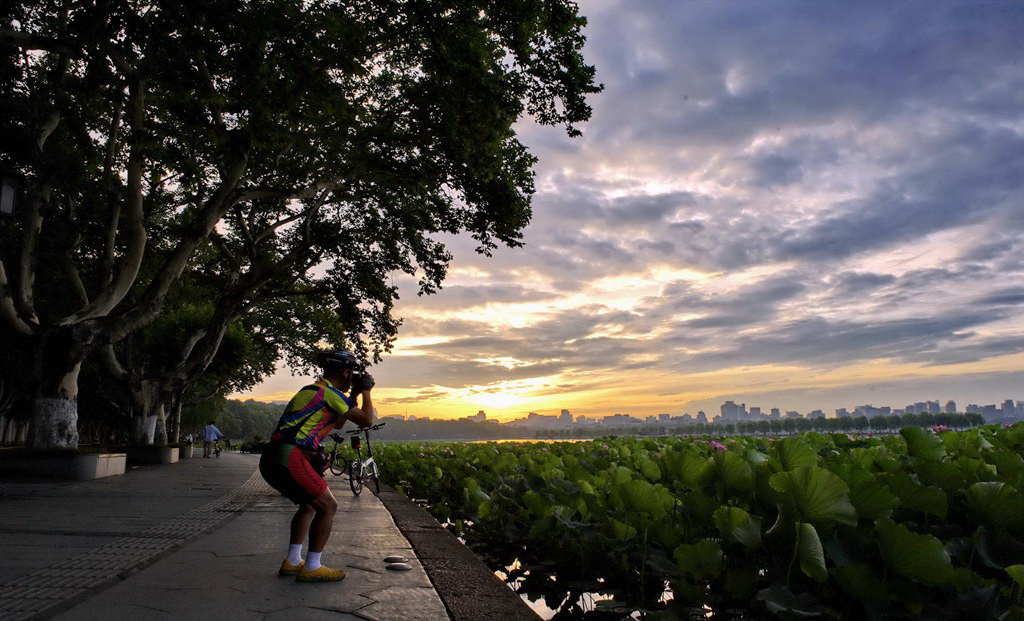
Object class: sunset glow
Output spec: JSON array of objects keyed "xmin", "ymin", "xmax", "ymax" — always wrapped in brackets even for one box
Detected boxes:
[{"xmin": 236, "ymin": 2, "xmax": 1024, "ymax": 421}]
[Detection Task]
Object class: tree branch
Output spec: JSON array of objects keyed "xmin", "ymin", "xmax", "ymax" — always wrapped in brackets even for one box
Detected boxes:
[
  {"xmin": 60, "ymin": 75, "xmax": 148, "ymax": 324},
  {"xmin": 17, "ymin": 184, "xmax": 48, "ymax": 326},
  {"xmin": 61, "ymin": 198, "xmax": 89, "ymax": 305},
  {"xmin": 0, "ymin": 29, "xmax": 76, "ymax": 56},
  {"xmin": 0, "ymin": 258, "xmax": 35, "ymax": 336},
  {"xmin": 105, "ymin": 151, "xmax": 250, "ymax": 342}
]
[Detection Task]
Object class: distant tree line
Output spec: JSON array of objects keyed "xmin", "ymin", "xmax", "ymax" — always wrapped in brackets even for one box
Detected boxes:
[{"xmin": 534, "ymin": 412, "xmax": 986, "ymax": 439}]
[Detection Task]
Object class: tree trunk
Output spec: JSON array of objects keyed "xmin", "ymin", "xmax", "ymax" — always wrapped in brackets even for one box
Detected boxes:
[
  {"xmin": 28, "ymin": 398, "xmax": 79, "ymax": 449},
  {"xmin": 131, "ymin": 412, "xmax": 157, "ymax": 445},
  {"xmin": 153, "ymin": 402, "xmax": 168, "ymax": 445}
]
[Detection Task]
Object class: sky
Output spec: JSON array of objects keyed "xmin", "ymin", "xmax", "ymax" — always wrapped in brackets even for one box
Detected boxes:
[{"xmin": 236, "ymin": 0, "xmax": 1024, "ymax": 421}]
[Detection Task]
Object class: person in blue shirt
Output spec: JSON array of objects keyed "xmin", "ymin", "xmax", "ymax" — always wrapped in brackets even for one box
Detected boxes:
[{"xmin": 201, "ymin": 421, "xmax": 225, "ymax": 458}]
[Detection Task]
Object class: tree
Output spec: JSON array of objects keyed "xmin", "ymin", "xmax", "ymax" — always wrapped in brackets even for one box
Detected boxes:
[{"xmin": 0, "ymin": 1, "xmax": 601, "ymax": 448}]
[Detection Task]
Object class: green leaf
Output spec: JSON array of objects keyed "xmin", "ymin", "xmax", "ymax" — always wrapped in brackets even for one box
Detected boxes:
[
  {"xmin": 769, "ymin": 466, "xmax": 857, "ymax": 527},
  {"xmin": 832, "ymin": 564, "xmax": 888, "ymax": 605},
  {"xmin": 965, "ymin": 481, "xmax": 1024, "ymax": 535},
  {"xmin": 882, "ymin": 473, "xmax": 948, "ymax": 519},
  {"xmin": 1006, "ymin": 565, "xmax": 1024, "ymax": 590},
  {"xmin": 914, "ymin": 460, "xmax": 967, "ymax": 492},
  {"xmin": 665, "ymin": 449, "xmax": 710, "ymax": 487},
  {"xmin": 478, "ymin": 500, "xmax": 492, "ymax": 519},
  {"xmin": 796, "ymin": 522, "xmax": 828, "ymax": 583},
  {"xmin": 875, "ymin": 518, "xmax": 954, "ymax": 585},
  {"xmin": 713, "ymin": 506, "xmax": 762, "ymax": 551},
  {"xmin": 637, "ymin": 456, "xmax": 661, "ymax": 482},
  {"xmin": 709, "ymin": 451, "xmax": 754, "ymax": 494},
  {"xmin": 900, "ymin": 427, "xmax": 946, "ymax": 462},
  {"xmin": 770, "ymin": 437, "xmax": 819, "ymax": 471},
  {"xmin": 832, "ymin": 465, "xmax": 899, "ymax": 520},
  {"xmin": 622, "ymin": 479, "xmax": 667, "ymax": 519},
  {"xmin": 673, "ymin": 540, "xmax": 723, "ymax": 580},
  {"xmin": 755, "ymin": 585, "xmax": 824, "ymax": 618}
]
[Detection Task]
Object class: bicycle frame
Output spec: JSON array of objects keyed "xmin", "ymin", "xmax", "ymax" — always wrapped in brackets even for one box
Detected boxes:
[{"xmin": 329, "ymin": 424, "xmax": 385, "ymax": 495}]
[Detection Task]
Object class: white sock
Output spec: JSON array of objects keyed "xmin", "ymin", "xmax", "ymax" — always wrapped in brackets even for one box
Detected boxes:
[
  {"xmin": 287, "ymin": 544, "xmax": 303, "ymax": 565},
  {"xmin": 306, "ymin": 551, "xmax": 322, "ymax": 571}
]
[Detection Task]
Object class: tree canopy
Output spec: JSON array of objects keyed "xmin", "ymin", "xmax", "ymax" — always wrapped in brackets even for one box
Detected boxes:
[{"xmin": 0, "ymin": 0, "xmax": 601, "ymax": 448}]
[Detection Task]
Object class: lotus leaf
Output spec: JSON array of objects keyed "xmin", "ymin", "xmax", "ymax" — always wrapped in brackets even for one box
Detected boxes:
[
  {"xmin": 713, "ymin": 506, "xmax": 762, "ymax": 551},
  {"xmin": 986, "ymin": 449, "xmax": 1024, "ymax": 481},
  {"xmin": 637, "ymin": 456, "xmax": 661, "ymax": 482},
  {"xmin": 664, "ymin": 449, "xmax": 711, "ymax": 488},
  {"xmin": 770, "ymin": 437, "xmax": 819, "ymax": 471},
  {"xmin": 1006, "ymin": 565, "xmax": 1024, "ymax": 590},
  {"xmin": 796, "ymin": 522, "xmax": 829, "ymax": 583},
  {"xmin": 882, "ymin": 473, "xmax": 948, "ymax": 519},
  {"xmin": 755, "ymin": 584, "xmax": 824, "ymax": 618},
  {"xmin": 875, "ymin": 518, "xmax": 954, "ymax": 585},
  {"xmin": 673, "ymin": 540, "xmax": 723, "ymax": 581},
  {"xmin": 832, "ymin": 563, "xmax": 888, "ymax": 606},
  {"xmin": 710, "ymin": 451, "xmax": 755, "ymax": 495},
  {"xmin": 901, "ymin": 427, "xmax": 946, "ymax": 463},
  {"xmin": 769, "ymin": 466, "xmax": 857, "ymax": 527},
  {"xmin": 965, "ymin": 481, "xmax": 1024, "ymax": 535},
  {"xmin": 831, "ymin": 465, "xmax": 899, "ymax": 520}
]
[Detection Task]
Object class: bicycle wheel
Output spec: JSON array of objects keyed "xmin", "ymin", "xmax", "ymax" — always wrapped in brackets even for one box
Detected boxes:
[
  {"xmin": 329, "ymin": 452, "xmax": 345, "ymax": 476},
  {"xmin": 349, "ymin": 460, "xmax": 364, "ymax": 496}
]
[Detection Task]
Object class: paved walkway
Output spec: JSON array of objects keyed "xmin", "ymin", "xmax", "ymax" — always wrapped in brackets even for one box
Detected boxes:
[{"xmin": 0, "ymin": 453, "xmax": 448, "ymax": 621}]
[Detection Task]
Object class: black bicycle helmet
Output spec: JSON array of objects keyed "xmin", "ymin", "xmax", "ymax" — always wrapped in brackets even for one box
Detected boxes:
[{"xmin": 322, "ymin": 350, "xmax": 359, "ymax": 370}]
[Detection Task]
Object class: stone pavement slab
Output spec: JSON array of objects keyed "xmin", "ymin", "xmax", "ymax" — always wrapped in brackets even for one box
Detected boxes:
[
  {"xmin": 47, "ymin": 471, "xmax": 449, "ymax": 621},
  {"xmin": 0, "ymin": 454, "xmax": 449, "ymax": 621}
]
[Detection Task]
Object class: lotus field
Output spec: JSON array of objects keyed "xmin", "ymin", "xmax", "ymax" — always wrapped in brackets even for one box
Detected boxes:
[{"xmin": 366, "ymin": 427, "xmax": 1024, "ymax": 619}]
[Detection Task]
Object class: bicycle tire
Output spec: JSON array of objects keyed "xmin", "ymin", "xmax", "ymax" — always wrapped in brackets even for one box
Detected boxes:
[
  {"xmin": 349, "ymin": 460, "xmax": 364, "ymax": 496},
  {"xmin": 328, "ymin": 452, "xmax": 345, "ymax": 476}
]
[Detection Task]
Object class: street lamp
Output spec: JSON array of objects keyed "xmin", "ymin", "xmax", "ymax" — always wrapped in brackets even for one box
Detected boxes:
[{"xmin": 0, "ymin": 172, "xmax": 17, "ymax": 216}]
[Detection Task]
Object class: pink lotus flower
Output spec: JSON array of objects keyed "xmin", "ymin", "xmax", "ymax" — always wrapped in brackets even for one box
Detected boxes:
[
  {"xmin": 847, "ymin": 434, "xmax": 856, "ymax": 441},
  {"xmin": 932, "ymin": 425, "xmax": 949, "ymax": 433},
  {"xmin": 709, "ymin": 440, "xmax": 728, "ymax": 452}
]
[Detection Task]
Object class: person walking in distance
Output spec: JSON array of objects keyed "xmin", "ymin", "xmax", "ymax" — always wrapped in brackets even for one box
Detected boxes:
[
  {"xmin": 201, "ymin": 421, "xmax": 225, "ymax": 458},
  {"xmin": 259, "ymin": 350, "xmax": 374, "ymax": 582}
]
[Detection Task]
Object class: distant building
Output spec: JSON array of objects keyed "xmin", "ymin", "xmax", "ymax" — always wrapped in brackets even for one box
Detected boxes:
[
  {"xmin": 720, "ymin": 401, "xmax": 747, "ymax": 421},
  {"xmin": 749, "ymin": 407, "xmax": 762, "ymax": 418},
  {"xmin": 770, "ymin": 408, "xmax": 781, "ymax": 418},
  {"xmin": 927, "ymin": 401, "xmax": 941, "ymax": 415},
  {"xmin": 836, "ymin": 408, "xmax": 850, "ymax": 418},
  {"xmin": 559, "ymin": 409, "xmax": 573, "ymax": 427},
  {"xmin": 697, "ymin": 411, "xmax": 708, "ymax": 424},
  {"xmin": 944, "ymin": 400, "xmax": 957, "ymax": 414},
  {"xmin": 785, "ymin": 411, "xmax": 801, "ymax": 419},
  {"xmin": 465, "ymin": 410, "xmax": 487, "ymax": 423},
  {"xmin": 808, "ymin": 409, "xmax": 825, "ymax": 419},
  {"xmin": 659, "ymin": 413, "xmax": 671, "ymax": 422}
]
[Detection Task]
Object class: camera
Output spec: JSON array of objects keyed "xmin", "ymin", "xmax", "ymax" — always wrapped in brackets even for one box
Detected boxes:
[{"xmin": 351, "ymin": 372, "xmax": 375, "ymax": 392}]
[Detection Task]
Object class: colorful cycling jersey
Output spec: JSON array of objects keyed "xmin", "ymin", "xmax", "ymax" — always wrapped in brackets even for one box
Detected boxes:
[{"xmin": 270, "ymin": 378, "xmax": 353, "ymax": 450}]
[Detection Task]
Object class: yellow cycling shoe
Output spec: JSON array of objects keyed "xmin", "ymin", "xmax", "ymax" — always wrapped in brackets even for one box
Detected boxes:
[
  {"xmin": 296, "ymin": 565, "xmax": 346, "ymax": 582},
  {"xmin": 278, "ymin": 559, "xmax": 304, "ymax": 576}
]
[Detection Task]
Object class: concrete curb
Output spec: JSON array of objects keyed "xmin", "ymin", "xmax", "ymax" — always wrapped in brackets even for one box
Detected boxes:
[{"xmin": 374, "ymin": 484, "xmax": 540, "ymax": 621}]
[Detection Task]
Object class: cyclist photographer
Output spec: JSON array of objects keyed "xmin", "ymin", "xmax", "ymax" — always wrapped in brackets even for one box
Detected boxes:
[{"xmin": 258, "ymin": 350, "xmax": 374, "ymax": 582}]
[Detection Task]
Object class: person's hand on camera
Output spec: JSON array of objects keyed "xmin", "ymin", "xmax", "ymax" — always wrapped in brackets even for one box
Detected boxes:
[{"xmin": 352, "ymin": 373, "xmax": 375, "ymax": 393}]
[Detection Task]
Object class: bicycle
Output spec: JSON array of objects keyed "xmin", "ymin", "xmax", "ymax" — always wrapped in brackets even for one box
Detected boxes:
[{"xmin": 328, "ymin": 423, "xmax": 386, "ymax": 495}]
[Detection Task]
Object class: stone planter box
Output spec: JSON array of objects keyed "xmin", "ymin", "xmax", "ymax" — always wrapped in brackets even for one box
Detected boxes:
[
  {"xmin": 126, "ymin": 446, "xmax": 180, "ymax": 466},
  {"xmin": 179, "ymin": 445, "xmax": 194, "ymax": 459},
  {"xmin": 0, "ymin": 452, "xmax": 126, "ymax": 480}
]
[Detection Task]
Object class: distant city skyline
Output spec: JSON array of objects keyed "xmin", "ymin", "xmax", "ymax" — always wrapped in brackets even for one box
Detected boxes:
[{"xmin": 236, "ymin": 2, "xmax": 1024, "ymax": 423}]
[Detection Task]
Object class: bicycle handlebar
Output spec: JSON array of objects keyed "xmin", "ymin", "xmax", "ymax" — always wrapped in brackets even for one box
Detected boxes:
[
  {"xmin": 329, "ymin": 422, "xmax": 386, "ymax": 442},
  {"xmin": 346, "ymin": 422, "xmax": 386, "ymax": 435}
]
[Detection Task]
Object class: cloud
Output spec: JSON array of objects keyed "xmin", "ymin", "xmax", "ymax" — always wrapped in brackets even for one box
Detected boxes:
[{"xmin": 246, "ymin": 2, "xmax": 1024, "ymax": 416}]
